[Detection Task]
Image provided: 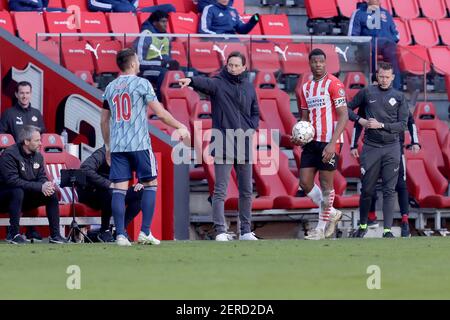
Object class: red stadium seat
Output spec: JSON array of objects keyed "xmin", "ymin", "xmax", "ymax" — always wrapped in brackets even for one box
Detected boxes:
[
  {"xmin": 75, "ymin": 70, "xmax": 94, "ymax": 85},
  {"xmin": 37, "ymin": 40, "xmax": 60, "ymax": 64},
  {"xmin": 405, "ymin": 148, "xmax": 450, "ymax": 209},
  {"xmin": 379, "ymin": 0, "xmax": 393, "ymax": 14},
  {"xmin": 427, "ymin": 46, "xmax": 450, "ymax": 75},
  {"xmin": 276, "ymin": 43, "xmax": 310, "ymax": 76},
  {"xmin": 0, "ymin": 134, "xmax": 14, "ymax": 151},
  {"xmin": 170, "ymin": 41, "xmax": 187, "ymax": 68},
  {"xmin": 12, "ymin": 11, "xmax": 46, "ymax": 49},
  {"xmin": 63, "ymin": 0, "xmax": 89, "ymax": 12},
  {"xmin": 79, "ymin": 12, "xmax": 111, "ymax": 42},
  {"xmin": 0, "ymin": 11, "xmax": 14, "ymax": 36},
  {"xmin": 259, "ymin": 14, "xmax": 291, "ymax": 36},
  {"xmin": 148, "ymin": 110, "xmax": 173, "ymax": 135},
  {"xmin": 138, "ymin": 0, "xmax": 155, "ymax": 9},
  {"xmin": 408, "ymin": 18, "xmax": 439, "ymax": 47},
  {"xmin": 305, "ymin": 0, "xmax": 339, "ymax": 19},
  {"xmin": 160, "ymin": 71, "xmax": 200, "ymax": 136},
  {"xmin": 213, "ymin": 41, "xmax": 249, "ymax": 66},
  {"xmin": 254, "ymin": 72, "xmax": 297, "ymax": 148},
  {"xmin": 155, "ymin": 0, "xmax": 192, "ymax": 13},
  {"xmin": 106, "ymin": 12, "xmax": 140, "ymax": 46},
  {"xmin": 250, "ymin": 42, "xmax": 281, "ymax": 73},
  {"xmin": 397, "ymin": 45, "xmax": 431, "ymax": 75},
  {"xmin": 189, "ymin": 42, "xmax": 221, "ymax": 74},
  {"xmin": 446, "ymin": 0, "xmax": 450, "ymax": 10},
  {"xmin": 240, "ymin": 14, "xmax": 262, "ymax": 35},
  {"xmin": 435, "ymin": 19, "xmax": 450, "ymax": 46},
  {"xmin": 393, "ymin": 18, "xmax": 412, "ymax": 47},
  {"xmin": 417, "ymin": 0, "xmax": 447, "ymax": 19},
  {"xmin": 169, "ymin": 12, "xmax": 198, "ymax": 34},
  {"xmin": 44, "ymin": 12, "xmax": 79, "ymax": 42},
  {"xmin": 61, "ymin": 40, "xmax": 95, "ymax": 74},
  {"xmin": 48, "ymin": 0, "xmax": 64, "ymax": 8},
  {"xmin": 233, "ymin": 0, "xmax": 245, "ymax": 15},
  {"xmin": 413, "ymin": 102, "xmax": 450, "ymax": 178},
  {"xmin": 40, "ymin": 133, "xmax": 80, "ymax": 209},
  {"xmin": 311, "ymin": 44, "xmax": 340, "ymax": 74},
  {"xmin": 0, "ymin": 0, "xmax": 8, "ymax": 10},
  {"xmin": 93, "ymin": 40, "xmax": 122, "ymax": 74},
  {"xmin": 343, "ymin": 72, "xmax": 367, "ymax": 102},
  {"xmin": 338, "ymin": 123, "xmax": 361, "ymax": 178},
  {"xmin": 391, "ymin": 0, "xmax": 420, "ymax": 19},
  {"xmin": 137, "ymin": 12, "xmax": 151, "ymax": 27},
  {"xmin": 336, "ymin": 0, "xmax": 360, "ymax": 18},
  {"xmin": 252, "ymin": 126, "xmax": 315, "ymax": 210}
]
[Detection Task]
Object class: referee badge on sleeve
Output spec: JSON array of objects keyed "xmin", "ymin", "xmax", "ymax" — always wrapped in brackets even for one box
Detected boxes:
[{"xmin": 389, "ymin": 97, "xmax": 397, "ymax": 106}]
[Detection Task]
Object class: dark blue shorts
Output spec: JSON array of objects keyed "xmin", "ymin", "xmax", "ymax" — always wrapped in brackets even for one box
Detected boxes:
[{"xmin": 110, "ymin": 150, "xmax": 158, "ymax": 183}]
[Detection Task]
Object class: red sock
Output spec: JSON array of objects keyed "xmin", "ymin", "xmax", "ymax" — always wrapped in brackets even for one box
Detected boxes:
[
  {"xmin": 368, "ymin": 211, "xmax": 377, "ymax": 221},
  {"xmin": 402, "ymin": 214, "xmax": 409, "ymax": 223}
]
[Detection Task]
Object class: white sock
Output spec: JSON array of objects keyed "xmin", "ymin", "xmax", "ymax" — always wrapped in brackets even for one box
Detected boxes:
[{"xmin": 307, "ymin": 185, "xmax": 324, "ymax": 230}]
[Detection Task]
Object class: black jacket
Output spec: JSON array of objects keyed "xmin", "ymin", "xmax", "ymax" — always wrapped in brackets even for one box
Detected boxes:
[
  {"xmin": 190, "ymin": 68, "xmax": 259, "ymax": 162},
  {"xmin": 348, "ymin": 85, "xmax": 408, "ymax": 147},
  {"xmin": 0, "ymin": 103, "xmax": 46, "ymax": 141},
  {"xmin": 351, "ymin": 109, "xmax": 420, "ymax": 149},
  {"xmin": 0, "ymin": 143, "xmax": 47, "ymax": 192},
  {"xmin": 80, "ymin": 146, "xmax": 111, "ymax": 191}
]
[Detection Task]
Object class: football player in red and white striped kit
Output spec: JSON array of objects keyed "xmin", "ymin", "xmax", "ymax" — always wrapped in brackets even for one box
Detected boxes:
[{"xmin": 292, "ymin": 48, "xmax": 349, "ymax": 240}]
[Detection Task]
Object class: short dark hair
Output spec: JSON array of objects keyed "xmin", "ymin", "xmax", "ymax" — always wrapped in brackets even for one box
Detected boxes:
[
  {"xmin": 149, "ymin": 10, "xmax": 169, "ymax": 24},
  {"xmin": 309, "ymin": 48, "xmax": 327, "ymax": 60},
  {"xmin": 377, "ymin": 61, "xmax": 394, "ymax": 72},
  {"xmin": 116, "ymin": 48, "xmax": 136, "ymax": 72},
  {"xmin": 16, "ymin": 81, "xmax": 32, "ymax": 92},
  {"xmin": 227, "ymin": 51, "xmax": 246, "ymax": 66},
  {"xmin": 19, "ymin": 125, "xmax": 40, "ymax": 144}
]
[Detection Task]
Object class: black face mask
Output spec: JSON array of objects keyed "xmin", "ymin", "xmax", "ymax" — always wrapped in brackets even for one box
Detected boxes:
[{"xmin": 221, "ymin": 67, "xmax": 246, "ymax": 84}]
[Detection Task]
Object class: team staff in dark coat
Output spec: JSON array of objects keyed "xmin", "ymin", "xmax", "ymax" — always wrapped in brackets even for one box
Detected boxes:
[
  {"xmin": 0, "ymin": 126, "xmax": 67, "ymax": 244},
  {"xmin": 78, "ymin": 146, "xmax": 143, "ymax": 242},
  {"xmin": 178, "ymin": 51, "xmax": 259, "ymax": 241},
  {"xmin": 0, "ymin": 81, "xmax": 46, "ymax": 141},
  {"xmin": 348, "ymin": 62, "xmax": 409, "ymax": 238},
  {"xmin": 0, "ymin": 81, "xmax": 46, "ymax": 241}
]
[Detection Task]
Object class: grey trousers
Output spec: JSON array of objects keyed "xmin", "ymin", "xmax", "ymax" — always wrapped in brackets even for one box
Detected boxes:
[
  {"xmin": 359, "ymin": 143, "xmax": 401, "ymax": 229},
  {"xmin": 212, "ymin": 163, "xmax": 253, "ymax": 235}
]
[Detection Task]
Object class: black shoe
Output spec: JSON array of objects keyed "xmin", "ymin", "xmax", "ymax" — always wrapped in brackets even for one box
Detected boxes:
[
  {"xmin": 97, "ymin": 230, "xmax": 115, "ymax": 243},
  {"xmin": 367, "ymin": 219, "xmax": 379, "ymax": 229},
  {"xmin": 49, "ymin": 235, "xmax": 69, "ymax": 244},
  {"xmin": 26, "ymin": 229, "xmax": 43, "ymax": 242},
  {"xmin": 383, "ymin": 231, "xmax": 395, "ymax": 238},
  {"xmin": 352, "ymin": 227, "xmax": 368, "ymax": 238},
  {"xmin": 401, "ymin": 222, "xmax": 411, "ymax": 237},
  {"xmin": 7, "ymin": 234, "xmax": 27, "ymax": 244}
]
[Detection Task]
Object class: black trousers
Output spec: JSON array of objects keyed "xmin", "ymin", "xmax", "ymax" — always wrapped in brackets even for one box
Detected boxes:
[
  {"xmin": 0, "ymin": 187, "xmax": 60, "ymax": 238},
  {"xmin": 78, "ymin": 187, "xmax": 142, "ymax": 231},
  {"xmin": 370, "ymin": 147, "xmax": 409, "ymax": 216},
  {"xmin": 359, "ymin": 143, "xmax": 400, "ymax": 229}
]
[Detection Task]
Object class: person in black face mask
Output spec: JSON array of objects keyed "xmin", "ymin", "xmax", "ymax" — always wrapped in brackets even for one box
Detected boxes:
[{"xmin": 179, "ymin": 51, "xmax": 259, "ymax": 242}]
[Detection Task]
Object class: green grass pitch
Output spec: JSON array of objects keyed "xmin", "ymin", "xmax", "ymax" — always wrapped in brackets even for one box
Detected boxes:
[{"xmin": 1, "ymin": 238, "xmax": 449, "ymax": 299}]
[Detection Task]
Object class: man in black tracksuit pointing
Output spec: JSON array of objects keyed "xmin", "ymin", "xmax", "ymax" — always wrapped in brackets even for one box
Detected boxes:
[{"xmin": 348, "ymin": 62, "xmax": 409, "ymax": 238}]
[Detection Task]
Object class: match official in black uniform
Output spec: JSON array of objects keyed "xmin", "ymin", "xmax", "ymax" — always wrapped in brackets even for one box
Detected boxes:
[{"xmin": 347, "ymin": 62, "xmax": 409, "ymax": 238}]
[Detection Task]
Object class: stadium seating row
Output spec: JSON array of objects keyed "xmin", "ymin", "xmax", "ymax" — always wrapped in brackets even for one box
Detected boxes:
[
  {"xmin": 394, "ymin": 17, "xmax": 450, "ymax": 47},
  {"xmin": 0, "ymin": 0, "xmax": 246, "ymax": 15},
  {"xmin": 0, "ymin": 10, "xmax": 291, "ymax": 49},
  {"xmin": 306, "ymin": 0, "xmax": 450, "ymax": 20}
]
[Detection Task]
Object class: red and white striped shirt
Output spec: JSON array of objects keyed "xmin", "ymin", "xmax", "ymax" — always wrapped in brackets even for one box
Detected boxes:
[{"xmin": 300, "ymin": 73, "xmax": 347, "ymax": 143}]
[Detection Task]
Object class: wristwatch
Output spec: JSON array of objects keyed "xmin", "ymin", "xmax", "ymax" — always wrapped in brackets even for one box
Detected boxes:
[{"xmin": 380, "ymin": 123, "xmax": 385, "ymax": 129}]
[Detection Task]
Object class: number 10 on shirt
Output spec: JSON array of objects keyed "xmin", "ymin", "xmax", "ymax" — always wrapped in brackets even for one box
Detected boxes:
[{"xmin": 113, "ymin": 93, "xmax": 132, "ymax": 122}]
